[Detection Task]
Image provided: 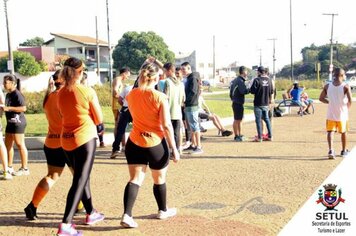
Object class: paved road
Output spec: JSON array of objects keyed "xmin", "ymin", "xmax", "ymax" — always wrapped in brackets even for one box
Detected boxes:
[{"xmin": 0, "ymin": 103, "xmax": 354, "ymax": 236}]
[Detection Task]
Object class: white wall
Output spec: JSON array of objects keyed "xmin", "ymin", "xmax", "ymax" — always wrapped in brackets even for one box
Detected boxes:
[{"xmin": 0, "ymin": 72, "xmax": 101, "ymax": 92}]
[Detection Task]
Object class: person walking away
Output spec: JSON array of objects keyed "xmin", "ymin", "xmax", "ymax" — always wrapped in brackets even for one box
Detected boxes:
[
  {"xmin": 181, "ymin": 62, "xmax": 203, "ymax": 154},
  {"xmin": 250, "ymin": 66, "xmax": 273, "ymax": 142},
  {"xmin": 319, "ymin": 68, "xmax": 352, "ymax": 159},
  {"xmin": 24, "ymin": 70, "xmax": 85, "ymax": 220},
  {"xmin": 0, "ymin": 86, "xmax": 12, "ymax": 180},
  {"xmin": 2, "ymin": 75, "xmax": 29, "ymax": 176},
  {"xmin": 120, "ymin": 63, "xmax": 179, "ymax": 228},
  {"xmin": 230, "ymin": 66, "xmax": 249, "ymax": 141},
  {"xmin": 56, "ymin": 57, "xmax": 104, "ymax": 235}
]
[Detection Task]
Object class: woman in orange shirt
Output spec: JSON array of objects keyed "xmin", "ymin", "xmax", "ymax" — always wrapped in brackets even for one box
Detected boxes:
[
  {"xmin": 56, "ymin": 57, "xmax": 104, "ymax": 236},
  {"xmin": 120, "ymin": 63, "xmax": 180, "ymax": 228},
  {"xmin": 24, "ymin": 70, "xmax": 84, "ymax": 221}
]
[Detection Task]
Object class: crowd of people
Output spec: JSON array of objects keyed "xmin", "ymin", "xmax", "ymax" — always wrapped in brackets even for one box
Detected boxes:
[{"xmin": 0, "ymin": 55, "xmax": 352, "ymax": 235}]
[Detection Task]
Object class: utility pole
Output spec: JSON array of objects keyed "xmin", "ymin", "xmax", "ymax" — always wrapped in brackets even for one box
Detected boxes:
[
  {"xmin": 258, "ymin": 48, "xmax": 262, "ymax": 66},
  {"xmin": 106, "ymin": 0, "xmax": 113, "ymax": 86},
  {"xmin": 95, "ymin": 16, "xmax": 101, "ymax": 80},
  {"xmin": 323, "ymin": 13, "xmax": 338, "ymax": 81},
  {"xmin": 289, "ymin": 0, "xmax": 294, "ymax": 81},
  {"xmin": 4, "ymin": 0, "xmax": 14, "ymax": 74},
  {"xmin": 268, "ymin": 38, "xmax": 277, "ymax": 80}
]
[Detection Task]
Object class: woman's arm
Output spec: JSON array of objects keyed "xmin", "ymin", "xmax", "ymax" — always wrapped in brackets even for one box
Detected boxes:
[
  {"xmin": 3, "ymin": 106, "xmax": 26, "ymax": 113},
  {"xmin": 89, "ymin": 90, "xmax": 103, "ymax": 125},
  {"xmin": 159, "ymin": 98, "xmax": 180, "ymax": 163}
]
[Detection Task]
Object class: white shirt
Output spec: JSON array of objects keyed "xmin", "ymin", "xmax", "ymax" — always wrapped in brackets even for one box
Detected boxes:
[{"xmin": 326, "ymin": 82, "xmax": 349, "ymax": 121}]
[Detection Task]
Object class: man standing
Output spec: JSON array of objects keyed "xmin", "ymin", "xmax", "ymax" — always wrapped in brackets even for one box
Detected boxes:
[
  {"xmin": 181, "ymin": 62, "xmax": 203, "ymax": 154},
  {"xmin": 250, "ymin": 66, "xmax": 273, "ymax": 142},
  {"xmin": 230, "ymin": 66, "xmax": 249, "ymax": 141},
  {"xmin": 112, "ymin": 67, "xmax": 130, "ymax": 135},
  {"xmin": 319, "ymin": 68, "xmax": 352, "ymax": 159}
]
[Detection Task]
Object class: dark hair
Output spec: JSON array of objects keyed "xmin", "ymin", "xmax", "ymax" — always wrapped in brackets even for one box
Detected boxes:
[
  {"xmin": 163, "ymin": 63, "xmax": 175, "ymax": 71},
  {"xmin": 119, "ymin": 67, "xmax": 130, "ymax": 75},
  {"xmin": 333, "ymin": 67, "xmax": 345, "ymax": 78},
  {"xmin": 3, "ymin": 74, "xmax": 21, "ymax": 90},
  {"xmin": 61, "ymin": 57, "xmax": 83, "ymax": 86},
  {"xmin": 175, "ymin": 66, "xmax": 181, "ymax": 72},
  {"xmin": 52, "ymin": 69, "xmax": 61, "ymax": 81},
  {"xmin": 239, "ymin": 66, "xmax": 247, "ymax": 74},
  {"xmin": 181, "ymin": 61, "xmax": 190, "ymax": 67}
]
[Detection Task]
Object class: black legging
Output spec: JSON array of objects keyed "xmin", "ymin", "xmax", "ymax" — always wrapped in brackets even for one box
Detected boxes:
[{"xmin": 62, "ymin": 138, "xmax": 96, "ymax": 223}]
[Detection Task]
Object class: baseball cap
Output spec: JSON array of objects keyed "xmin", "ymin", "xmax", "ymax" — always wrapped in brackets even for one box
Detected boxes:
[{"xmin": 257, "ymin": 66, "xmax": 266, "ymax": 73}]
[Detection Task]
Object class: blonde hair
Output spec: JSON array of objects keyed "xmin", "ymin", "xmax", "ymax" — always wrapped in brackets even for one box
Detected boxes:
[{"xmin": 138, "ymin": 63, "xmax": 158, "ymax": 89}]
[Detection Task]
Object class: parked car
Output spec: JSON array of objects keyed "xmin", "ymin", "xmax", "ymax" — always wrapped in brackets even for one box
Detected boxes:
[{"xmin": 346, "ymin": 76, "xmax": 356, "ymax": 90}]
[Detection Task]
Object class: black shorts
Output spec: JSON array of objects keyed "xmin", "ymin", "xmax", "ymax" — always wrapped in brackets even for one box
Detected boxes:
[
  {"xmin": 232, "ymin": 103, "xmax": 244, "ymax": 120},
  {"xmin": 44, "ymin": 145, "xmax": 71, "ymax": 168},
  {"xmin": 198, "ymin": 112, "xmax": 209, "ymax": 120},
  {"xmin": 125, "ymin": 137, "xmax": 169, "ymax": 170},
  {"xmin": 6, "ymin": 123, "xmax": 26, "ymax": 134}
]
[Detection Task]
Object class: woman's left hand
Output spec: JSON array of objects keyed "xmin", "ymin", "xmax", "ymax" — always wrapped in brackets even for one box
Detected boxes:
[{"xmin": 172, "ymin": 148, "xmax": 180, "ymax": 163}]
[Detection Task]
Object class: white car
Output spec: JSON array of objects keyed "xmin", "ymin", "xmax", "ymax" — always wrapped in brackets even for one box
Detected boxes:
[{"xmin": 346, "ymin": 76, "xmax": 356, "ymax": 90}]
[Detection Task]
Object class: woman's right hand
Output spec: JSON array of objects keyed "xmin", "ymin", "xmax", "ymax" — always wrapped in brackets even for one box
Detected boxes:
[{"xmin": 172, "ymin": 148, "xmax": 180, "ymax": 163}]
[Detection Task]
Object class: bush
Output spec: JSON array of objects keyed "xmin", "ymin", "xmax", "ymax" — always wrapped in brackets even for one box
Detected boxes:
[
  {"xmin": 0, "ymin": 51, "xmax": 42, "ymax": 76},
  {"xmin": 22, "ymin": 91, "xmax": 45, "ymax": 114},
  {"xmin": 93, "ymin": 83, "xmax": 111, "ymax": 106},
  {"xmin": 275, "ymin": 79, "xmax": 323, "ymax": 91}
]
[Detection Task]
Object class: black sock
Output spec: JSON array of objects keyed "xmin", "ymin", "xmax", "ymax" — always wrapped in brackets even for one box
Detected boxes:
[
  {"xmin": 123, "ymin": 182, "xmax": 139, "ymax": 217},
  {"xmin": 153, "ymin": 183, "xmax": 167, "ymax": 211}
]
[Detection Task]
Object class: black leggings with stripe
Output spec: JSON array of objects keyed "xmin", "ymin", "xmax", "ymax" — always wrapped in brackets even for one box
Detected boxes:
[{"xmin": 62, "ymin": 138, "xmax": 96, "ymax": 223}]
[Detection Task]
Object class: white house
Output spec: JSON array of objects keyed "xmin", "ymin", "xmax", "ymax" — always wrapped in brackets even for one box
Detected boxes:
[{"xmin": 44, "ymin": 33, "xmax": 111, "ymax": 82}]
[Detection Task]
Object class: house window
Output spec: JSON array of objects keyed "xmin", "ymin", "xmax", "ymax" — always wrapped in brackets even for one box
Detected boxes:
[
  {"xmin": 208, "ymin": 63, "xmax": 213, "ymax": 68},
  {"xmin": 87, "ymin": 49, "xmax": 95, "ymax": 60},
  {"xmin": 68, "ymin": 47, "xmax": 81, "ymax": 54},
  {"xmin": 57, "ymin": 48, "xmax": 66, "ymax": 55}
]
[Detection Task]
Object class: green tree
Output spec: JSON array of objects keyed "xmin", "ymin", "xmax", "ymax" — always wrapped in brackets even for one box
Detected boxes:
[
  {"xmin": 19, "ymin": 37, "xmax": 45, "ymax": 47},
  {"xmin": 112, "ymin": 31, "xmax": 175, "ymax": 73},
  {"xmin": 0, "ymin": 51, "xmax": 41, "ymax": 76}
]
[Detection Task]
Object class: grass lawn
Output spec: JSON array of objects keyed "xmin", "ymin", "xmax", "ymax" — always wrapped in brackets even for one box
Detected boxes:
[{"xmin": 3, "ymin": 88, "xmax": 332, "ymax": 137}]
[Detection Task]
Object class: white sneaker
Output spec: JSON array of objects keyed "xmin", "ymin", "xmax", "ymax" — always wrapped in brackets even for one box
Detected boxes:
[
  {"xmin": 157, "ymin": 208, "xmax": 177, "ymax": 220},
  {"xmin": 120, "ymin": 214, "xmax": 138, "ymax": 228},
  {"xmin": 328, "ymin": 150, "xmax": 336, "ymax": 159},
  {"xmin": 0, "ymin": 171, "xmax": 13, "ymax": 180},
  {"xmin": 12, "ymin": 167, "xmax": 30, "ymax": 176}
]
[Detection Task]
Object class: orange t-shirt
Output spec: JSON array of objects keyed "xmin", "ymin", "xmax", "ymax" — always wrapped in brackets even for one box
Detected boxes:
[
  {"xmin": 44, "ymin": 91, "xmax": 62, "ymax": 148},
  {"xmin": 127, "ymin": 88, "xmax": 166, "ymax": 148},
  {"xmin": 57, "ymin": 84, "xmax": 101, "ymax": 151}
]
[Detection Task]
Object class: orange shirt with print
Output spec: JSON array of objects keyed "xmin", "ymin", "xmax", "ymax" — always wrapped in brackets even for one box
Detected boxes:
[
  {"xmin": 127, "ymin": 88, "xmax": 166, "ymax": 148},
  {"xmin": 57, "ymin": 84, "xmax": 101, "ymax": 151},
  {"xmin": 44, "ymin": 91, "xmax": 62, "ymax": 148}
]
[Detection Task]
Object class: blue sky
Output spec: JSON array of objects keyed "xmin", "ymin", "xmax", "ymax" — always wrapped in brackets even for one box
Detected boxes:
[{"xmin": 0, "ymin": 0, "xmax": 355, "ymax": 70}]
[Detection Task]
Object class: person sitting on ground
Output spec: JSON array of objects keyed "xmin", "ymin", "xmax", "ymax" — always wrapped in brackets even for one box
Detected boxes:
[
  {"xmin": 198, "ymin": 94, "xmax": 232, "ymax": 137},
  {"xmin": 290, "ymin": 81, "xmax": 308, "ymax": 115}
]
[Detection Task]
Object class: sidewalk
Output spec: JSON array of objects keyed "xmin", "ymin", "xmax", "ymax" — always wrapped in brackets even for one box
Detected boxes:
[{"xmin": 2, "ymin": 103, "xmax": 354, "ymax": 235}]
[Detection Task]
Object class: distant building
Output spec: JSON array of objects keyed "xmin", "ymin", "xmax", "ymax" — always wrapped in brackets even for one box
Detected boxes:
[
  {"xmin": 44, "ymin": 33, "xmax": 110, "ymax": 82},
  {"xmin": 175, "ymin": 50, "xmax": 214, "ymax": 80},
  {"xmin": 18, "ymin": 46, "xmax": 55, "ymax": 65}
]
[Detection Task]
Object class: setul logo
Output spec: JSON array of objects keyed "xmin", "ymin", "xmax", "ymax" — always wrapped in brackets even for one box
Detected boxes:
[{"xmin": 316, "ymin": 184, "xmax": 345, "ymax": 211}]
